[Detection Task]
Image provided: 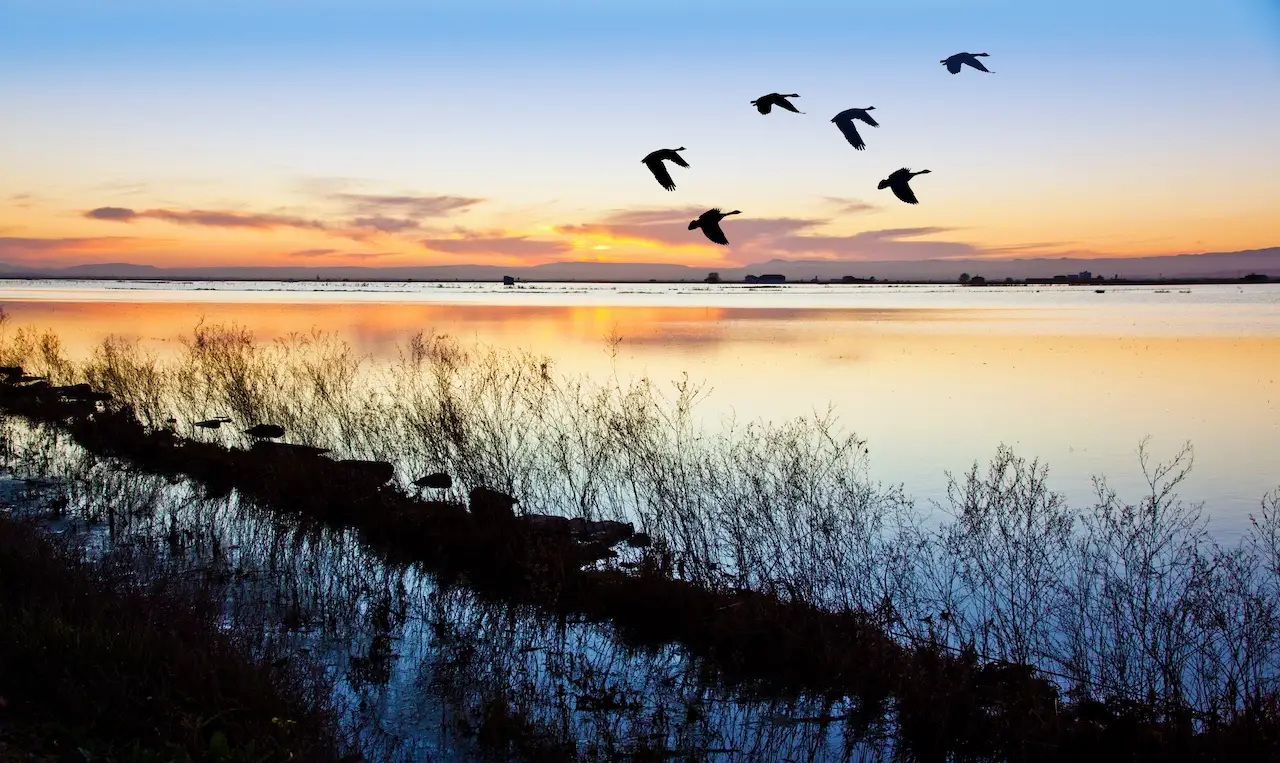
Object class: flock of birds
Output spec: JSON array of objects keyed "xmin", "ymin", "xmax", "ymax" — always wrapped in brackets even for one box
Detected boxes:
[{"xmin": 642, "ymin": 51, "xmax": 994, "ymax": 246}]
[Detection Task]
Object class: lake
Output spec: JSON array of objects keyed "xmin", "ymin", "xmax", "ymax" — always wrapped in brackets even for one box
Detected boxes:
[{"xmin": 1, "ymin": 278, "xmax": 1277, "ymax": 538}]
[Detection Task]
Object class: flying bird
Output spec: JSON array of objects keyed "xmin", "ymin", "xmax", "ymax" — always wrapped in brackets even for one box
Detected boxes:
[
  {"xmin": 641, "ymin": 147, "xmax": 689, "ymax": 192},
  {"xmin": 942, "ymin": 52, "xmax": 993, "ymax": 74},
  {"xmin": 751, "ymin": 93, "xmax": 803, "ymax": 115},
  {"xmin": 688, "ymin": 208, "xmax": 741, "ymax": 246},
  {"xmin": 878, "ymin": 168, "xmax": 932, "ymax": 205},
  {"xmin": 831, "ymin": 107, "xmax": 879, "ymax": 150}
]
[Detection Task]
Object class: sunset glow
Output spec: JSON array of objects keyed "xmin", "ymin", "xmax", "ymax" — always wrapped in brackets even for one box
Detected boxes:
[{"xmin": 2, "ymin": 1, "xmax": 1278, "ymax": 272}]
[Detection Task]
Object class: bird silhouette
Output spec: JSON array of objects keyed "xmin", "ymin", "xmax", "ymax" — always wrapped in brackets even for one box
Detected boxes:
[
  {"xmin": 942, "ymin": 52, "xmax": 993, "ymax": 74},
  {"xmin": 751, "ymin": 93, "xmax": 803, "ymax": 115},
  {"xmin": 641, "ymin": 147, "xmax": 689, "ymax": 191},
  {"xmin": 831, "ymin": 107, "xmax": 879, "ymax": 150},
  {"xmin": 688, "ymin": 208, "xmax": 741, "ymax": 246},
  {"xmin": 878, "ymin": 168, "xmax": 932, "ymax": 204}
]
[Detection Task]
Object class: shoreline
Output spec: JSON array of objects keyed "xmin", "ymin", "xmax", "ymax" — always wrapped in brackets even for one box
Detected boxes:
[{"xmin": 0, "ymin": 275, "xmax": 1272, "ymax": 286}]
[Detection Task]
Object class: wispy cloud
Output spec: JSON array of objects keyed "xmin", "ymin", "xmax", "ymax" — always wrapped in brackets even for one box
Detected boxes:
[
  {"xmin": 821, "ymin": 197, "xmax": 880, "ymax": 216},
  {"xmin": 763, "ymin": 227, "xmax": 983, "ymax": 261},
  {"xmin": 422, "ymin": 232, "xmax": 573, "ymax": 257},
  {"xmin": 333, "ymin": 194, "xmax": 484, "ymax": 218},
  {"xmin": 0, "ymin": 236, "xmax": 150, "ymax": 264},
  {"xmin": 556, "ymin": 207, "xmax": 1005, "ymax": 263},
  {"xmin": 84, "ymin": 207, "xmax": 137, "ymax": 221},
  {"xmin": 556, "ymin": 206, "xmax": 823, "ymax": 251},
  {"xmin": 349, "ymin": 216, "xmax": 421, "ymax": 233},
  {"xmin": 84, "ymin": 207, "xmax": 327, "ymax": 231},
  {"xmin": 288, "ymin": 248, "xmax": 340, "ymax": 258}
]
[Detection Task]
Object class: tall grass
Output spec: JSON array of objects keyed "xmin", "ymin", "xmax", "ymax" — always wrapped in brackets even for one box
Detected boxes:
[{"xmin": 2, "ymin": 313, "xmax": 1279, "ymax": 727}]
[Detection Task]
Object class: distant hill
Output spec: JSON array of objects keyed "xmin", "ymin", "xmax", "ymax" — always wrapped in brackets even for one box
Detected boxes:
[{"xmin": 1, "ymin": 247, "xmax": 1276, "ymax": 283}]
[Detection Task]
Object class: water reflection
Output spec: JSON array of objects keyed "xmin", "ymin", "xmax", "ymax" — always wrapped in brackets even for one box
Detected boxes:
[
  {"xmin": 2, "ymin": 422, "xmax": 897, "ymax": 762},
  {"xmin": 2, "ymin": 283, "xmax": 1278, "ymax": 532}
]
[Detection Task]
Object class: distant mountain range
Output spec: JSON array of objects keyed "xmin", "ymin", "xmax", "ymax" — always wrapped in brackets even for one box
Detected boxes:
[{"xmin": 1, "ymin": 247, "xmax": 1277, "ymax": 283}]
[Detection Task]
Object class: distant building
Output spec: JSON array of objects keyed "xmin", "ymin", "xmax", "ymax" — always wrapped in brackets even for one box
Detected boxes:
[
  {"xmin": 969, "ymin": 275, "xmax": 987, "ymax": 285},
  {"xmin": 502, "ymin": 275, "xmax": 516, "ymax": 285},
  {"xmin": 758, "ymin": 274, "xmax": 786, "ymax": 284},
  {"xmin": 744, "ymin": 274, "xmax": 759, "ymax": 284}
]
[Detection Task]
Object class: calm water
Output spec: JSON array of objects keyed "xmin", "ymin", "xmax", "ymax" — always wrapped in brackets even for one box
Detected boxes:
[{"xmin": 2, "ymin": 279, "xmax": 1278, "ymax": 537}]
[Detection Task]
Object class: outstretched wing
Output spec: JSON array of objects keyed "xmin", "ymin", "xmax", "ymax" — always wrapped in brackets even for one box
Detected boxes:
[
  {"xmin": 833, "ymin": 117, "xmax": 866, "ymax": 150},
  {"xmin": 667, "ymin": 152, "xmax": 690, "ymax": 168},
  {"xmin": 700, "ymin": 219, "xmax": 730, "ymax": 245},
  {"xmin": 946, "ymin": 58, "xmax": 962, "ymax": 74},
  {"xmin": 854, "ymin": 111, "xmax": 879, "ymax": 127},
  {"xmin": 644, "ymin": 158, "xmax": 676, "ymax": 191},
  {"xmin": 890, "ymin": 180, "xmax": 919, "ymax": 205},
  {"xmin": 776, "ymin": 96, "xmax": 802, "ymax": 114},
  {"xmin": 965, "ymin": 55, "xmax": 991, "ymax": 73}
]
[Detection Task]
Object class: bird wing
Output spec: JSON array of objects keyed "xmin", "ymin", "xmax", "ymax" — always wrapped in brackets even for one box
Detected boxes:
[
  {"xmin": 946, "ymin": 58, "xmax": 962, "ymax": 74},
  {"xmin": 890, "ymin": 180, "xmax": 920, "ymax": 205},
  {"xmin": 776, "ymin": 96, "xmax": 802, "ymax": 113},
  {"xmin": 700, "ymin": 219, "xmax": 730, "ymax": 245},
  {"xmin": 965, "ymin": 56, "xmax": 992, "ymax": 72},
  {"xmin": 854, "ymin": 111, "xmax": 879, "ymax": 127},
  {"xmin": 833, "ymin": 117, "xmax": 866, "ymax": 149},
  {"xmin": 667, "ymin": 152, "xmax": 690, "ymax": 168},
  {"xmin": 644, "ymin": 158, "xmax": 676, "ymax": 191}
]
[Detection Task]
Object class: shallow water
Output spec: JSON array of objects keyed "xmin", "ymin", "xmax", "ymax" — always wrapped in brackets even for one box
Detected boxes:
[
  {"xmin": 0, "ymin": 430, "xmax": 898, "ymax": 763},
  {"xmin": 2, "ymin": 279, "xmax": 1278, "ymax": 538}
]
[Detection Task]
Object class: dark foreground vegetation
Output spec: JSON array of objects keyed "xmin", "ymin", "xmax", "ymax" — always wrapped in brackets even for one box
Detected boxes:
[
  {"xmin": 1, "ymin": 313, "xmax": 1279, "ymax": 761},
  {"xmin": 0, "ymin": 510, "xmax": 348, "ymax": 762}
]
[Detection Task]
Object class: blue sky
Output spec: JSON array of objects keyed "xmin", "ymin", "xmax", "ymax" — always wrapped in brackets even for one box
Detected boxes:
[{"xmin": 2, "ymin": 0, "xmax": 1277, "ymax": 268}]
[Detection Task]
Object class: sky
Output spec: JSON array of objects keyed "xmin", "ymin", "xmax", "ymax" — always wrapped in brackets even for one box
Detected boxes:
[{"xmin": 2, "ymin": 0, "xmax": 1279, "ymax": 270}]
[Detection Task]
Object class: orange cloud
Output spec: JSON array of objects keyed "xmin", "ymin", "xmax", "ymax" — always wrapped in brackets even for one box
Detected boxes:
[
  {"xmin": 421, "ymin": 232, "xmax": 573, "ymax": 257},
  {"xmin": 84, "ymin": 207, "xmax": 327, "ymax": 230},
  {"xmin": 0, "ymin": 236, "xmax": 159, "ymax": 264}
]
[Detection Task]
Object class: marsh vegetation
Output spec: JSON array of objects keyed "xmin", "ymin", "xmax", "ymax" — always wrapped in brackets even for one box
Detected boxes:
[{"xmin": 1, "ymin": 309, "xmax": 1279, "ymax": 760}]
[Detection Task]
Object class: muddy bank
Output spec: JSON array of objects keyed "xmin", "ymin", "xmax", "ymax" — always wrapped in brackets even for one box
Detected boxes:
[{"xmin": 0, "ymin": 502, "xmax": 349, "ymax": 762}]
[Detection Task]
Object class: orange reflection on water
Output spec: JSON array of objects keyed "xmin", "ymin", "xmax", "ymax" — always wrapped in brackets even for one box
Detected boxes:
[{"xmin": 1, "ymin": 298, "xmax": 1276, "ymax": 530}]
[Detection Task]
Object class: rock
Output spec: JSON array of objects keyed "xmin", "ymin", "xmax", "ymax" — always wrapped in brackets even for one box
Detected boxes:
[
  {"xmin": 245, "ymin": 423, "xmax": 285, "ymax": 439},
  {"xmin": 51, "ymin": 383, "xmax": 93, "ymax": 398},
  {"xmin": 469, "ymin": 486, "xmax": 517, "ymax": 522},
  {"xmin": 412, "ymin": 472, "xmax": 453, "ymax": 490},
  {"xmin": 252, "ymin": 440, "xmax": 331, "ymax": 458},
  {"xmin": 336, "ymin": 459, "xmax": 395, "ymax": 485},
  {"xmin": 519, "ymin": 513, "xmax": 573, "ymax": 535},
  {"xmin": 584, "ymin": 520, "xmax": 635, "ymax": 547},
  {"xmin": 626, "ymin": 532, "xmax": 653, "ymax": 549}
]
